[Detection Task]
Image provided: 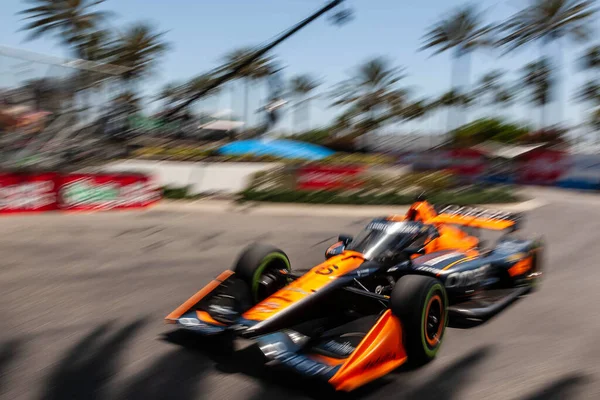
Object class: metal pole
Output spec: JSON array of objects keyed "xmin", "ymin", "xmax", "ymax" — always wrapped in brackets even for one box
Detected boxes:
[{"xmin": 165, "ymin": 0, "xmax": 345, "ymax": 119}]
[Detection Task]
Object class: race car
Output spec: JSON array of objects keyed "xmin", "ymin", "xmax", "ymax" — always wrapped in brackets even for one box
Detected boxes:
[{"xmin": 165, "ymin": 198, "xmax": 544, "ymax": 392}]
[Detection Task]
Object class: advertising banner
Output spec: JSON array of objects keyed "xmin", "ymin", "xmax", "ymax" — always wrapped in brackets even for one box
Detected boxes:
[
  {"xmin": 0, "ymin": 172, "xmax": 161, "ymax": 214},
  {"xmin": 516, "ymin": 149, "xmax": 567, "ymax": 185},
  {"xmin": 296, "ymin": 165, "xmax": 365, "ymax": 191},
  {"xmin": 556, "ymin": 154, "xmax": 600, "ymax": 190},
  {"xmin": 58, "ymin": 173, "xmax": 161, "ymax": 211},
  {"xmin": 447, "ymin": 149, "xmax": 488, "ymax": 182},
  {"xmin": 0, "ymin": 172, "xmax": 59, "ymax": 213}
]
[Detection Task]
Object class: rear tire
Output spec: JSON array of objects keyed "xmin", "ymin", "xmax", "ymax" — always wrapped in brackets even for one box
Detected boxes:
[
  {"xmin": 390, "ymin": 275, "xmax": 448, "ymax": 365},
  {"xmin": 233, "ymin": 243, "xmax": 291, "ymax": 304}
]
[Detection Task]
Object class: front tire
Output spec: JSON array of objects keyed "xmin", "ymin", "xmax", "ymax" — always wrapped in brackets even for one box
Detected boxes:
[
  {"xmin": 390, "ymin": 275, "xmax": 448, "ymax": 365},
  {"xmin": 233, "ymin": 243, "xmax": 291, "ymax": 304}
]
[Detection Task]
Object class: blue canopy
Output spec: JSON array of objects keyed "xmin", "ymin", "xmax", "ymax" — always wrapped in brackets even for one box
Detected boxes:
[{"xmin": 218, "ymin": 139, "xmax": 335, "ymax": 160}]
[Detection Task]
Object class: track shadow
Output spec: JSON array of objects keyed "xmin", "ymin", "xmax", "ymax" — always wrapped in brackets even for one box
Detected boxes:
[
  {"xmin": 0, "ymin": 339, "xmax": 23, "ymax": 395},
  {"xmin": 399, "ymin": 345, "xmax": 494, "ymax": 400},
  {"xmin": 40, "ymin": 318, "xmax": 148, "ymax": 400},
  {"xmin": 164, "ymin": 328, "xmax": 495, "ymax": 400},
  {"xmin": 519, "ymin": 373, "xmax": 591, "ymax": 400},
  {"xmin": 118, "ymin": 348, "xmax": 212, "ymax": 400}
]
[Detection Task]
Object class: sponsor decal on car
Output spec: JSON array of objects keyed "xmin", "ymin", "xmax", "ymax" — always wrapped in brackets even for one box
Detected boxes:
[
  {"xmin": 252, "ymin": 302, "xmax": 282, "ymax": 313},
  {"xmin": 322, "ymin": 340, "xmax": 355, "ymax": 357},
  {"xmin": 445, "ymin": 265, "xmax": 490, "ymax": 288},
  {"xmin": 178, "ymin": 317, "xmax": 224, "ymax": 334},
  {"xmin": 422, "ymin": 252, "xmax": 464, "ymax": 267},
  {"xmin": 275, "ymin": 352, "xmax": 338, "ymax": 376},
  {"xmin": 361, "ymin": 352, "xmax": 400, "ymax": 371},
  {"xmin": 438, "ymin": 205, "xmax": 515, "ymax": 221},
  {"xmin": 415, "ymin": 265, "xmax": 442, "ymax": 274},
  {"xmin": 367, "ymin": 221, "xmax": 422, "ymax": 234}
]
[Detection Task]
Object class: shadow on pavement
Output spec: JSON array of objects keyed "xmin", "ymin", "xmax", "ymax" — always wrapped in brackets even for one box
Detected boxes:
[
  {"xmin": 399, "ymin": 345, "xmax": 493, "ymax": 400},
  {"xmin": 164, "ymin": 329, "xmax": 497, "ymax": 400},
  {"xmin": 118, "ymin": 348, "xmax": 212, "ymax": 400},
  {"xmin": 40, "ymin": 318, "xmax": 148, "ymax": 400},
  {"xmin": 8, "ymin": 322, "xmax": 589, "ymax": 400},
  {"xmin": 0, "ymin": 339, "xmax": 23, "ymax": 395},
  {"xmin": 519, "ymin": 373, "xmax": 591, "ymax": 400}
]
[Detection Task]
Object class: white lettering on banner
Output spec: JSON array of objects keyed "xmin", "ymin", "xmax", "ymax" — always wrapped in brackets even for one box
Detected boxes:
[
  {"xmin": 60, "ymin": 178, "xmax": 160, "ymax": 209},
  {"xmin": 0, "ymin": 181, "xmax": 56, "ymax": 210}
]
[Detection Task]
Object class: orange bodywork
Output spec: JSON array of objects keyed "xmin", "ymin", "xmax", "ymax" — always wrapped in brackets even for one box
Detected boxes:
[
  {"xmin": 425, "ymin": 224, "xmax": 480, "ymax": 254},
  {"xmin": 431, "ymin": 212, "xmax": 517, "ymax": 231},
  {"xmin": 165, "ymin": 270, "xmax": 235, "ymax": 323},
  {"xmin": 243, "ymin": 251, "xmax": 365, "ymax": 321},
  {"xmin": 328, "ymin": 310, "xmax": 408, "ymax": 392},
  {"xmin": 508, "ymin": 257, "xmax": 532, "ymax": 277},
  {"xmin": 196, "ymin": 310, "xmax": 225, "ymax": 326}
]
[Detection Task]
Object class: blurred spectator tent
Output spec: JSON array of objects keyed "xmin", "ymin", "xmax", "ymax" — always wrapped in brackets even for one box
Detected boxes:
[{"xmin": 218, "ymin": 138, "xmax": 336, "ymax": 160}]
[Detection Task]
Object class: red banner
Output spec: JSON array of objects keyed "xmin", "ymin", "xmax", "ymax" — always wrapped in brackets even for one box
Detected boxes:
[
  {"xmin": 517, "ymin": 149, "xmax": 567, "ymax": 185},
  {"xmin": 447, "ymin": 149, "xmax": 487, "ymax": 180},
  {"xmin": 58, "ymin": 173, "xmax": 161, "ymax": 211},
  {"xmin": 0, "ymin": 172, "xmax": 161, "ymax": 214},
  {"xmin": 296, "ymin": 165, "xmax": 365, "ymax": 191},
  {"xmin": 0, "ymin": 172, "xmax": 59, "ymax": 213}
]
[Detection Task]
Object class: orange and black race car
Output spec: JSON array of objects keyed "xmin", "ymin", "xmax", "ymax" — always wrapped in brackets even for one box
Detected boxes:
[{"xmin": 165, "ymin": 197, "xmax": 544, "ymax": 392}]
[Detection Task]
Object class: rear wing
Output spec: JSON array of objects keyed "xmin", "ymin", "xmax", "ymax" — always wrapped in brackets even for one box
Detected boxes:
[{"xmin": 432, "ymin": 205, "xmax": 523, "ymax": 231}]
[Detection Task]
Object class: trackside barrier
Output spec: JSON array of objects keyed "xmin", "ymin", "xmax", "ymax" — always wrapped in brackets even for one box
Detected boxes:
[
  {"xmin": 0, "ymin": 172, "xmax": 161, "ymax": 214},
  {"xmin": 104, "ymin": 161, "xmax": 282, "ymax": 194}
]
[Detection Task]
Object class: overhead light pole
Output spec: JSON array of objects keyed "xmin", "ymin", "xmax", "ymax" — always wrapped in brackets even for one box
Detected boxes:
[{"xmin": 166, "ymin": 0, "xmax": 348, "ymax": 118}]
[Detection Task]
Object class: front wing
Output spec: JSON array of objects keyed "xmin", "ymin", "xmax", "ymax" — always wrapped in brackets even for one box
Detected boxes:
[{"xmin": 165, "ymin": 271, "xmax": 408, "ymax": 392}]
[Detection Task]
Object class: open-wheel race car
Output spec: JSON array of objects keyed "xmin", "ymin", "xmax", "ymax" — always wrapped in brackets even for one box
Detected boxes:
[{"xmin": 165, "ymin": 198, "xmax": 544, "ymax": 392}]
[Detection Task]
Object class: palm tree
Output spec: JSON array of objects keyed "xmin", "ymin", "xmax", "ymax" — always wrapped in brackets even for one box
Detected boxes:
[
  {"xmin": 580, "ymin": 44, "xmax": 600, "ymax": 72},
  {"xmin": 19, "ymin": 0, "xmax": 111, "ymax": 55},
  {"xmin": 475, "ymin": 70, "xmax": 504, "ymax": 102},
  {"xmin": 330, "ymin": 56, "xmax": 408, "ymax": 135},
  {"xmin": 420, "ymin": 4, "xmax": 494, "ymax": 130},
  {"xmin": 575, "ymin": 45, "xmax": 600, "ymax": 141},
  {"xmin": 520, "ymin": 58, "xmax": 554, "ymax": 129},
  {"xmin": 110, "ymin": 23, "xmax": 170, "ymax": 90},
  {"xmin": 19, "ymin": 1, "xmax": 114, "ymax": 116},
  {"xmin": 184, "ymin": 74, "xmax": 221, "ymax": 118},
  {"xmin": 186, "ymin": 74, "xmax": 220, "ymax": 99},
  {"xmin": 472, "ymin": 70, "xmax": 516, "ymax": 119},
  {"xmin": 156, "ymin": 82, "xmax": 187, "ymax": 107},
  {"xmin": 223, "ymin": 47, "xmax": 276, "ymax": 127},
  {"xmin": 289, "ymin": 74, "xmax": 321, "ymax": 133},
  {"xmin": 498, "ymin": 0, "xmax": 596, "ymax": 125}
]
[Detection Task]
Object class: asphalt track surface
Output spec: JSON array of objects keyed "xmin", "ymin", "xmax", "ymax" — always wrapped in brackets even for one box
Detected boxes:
[{"xmin": 1, "ymin": 187, "xmax": 599, "ymax": 400}]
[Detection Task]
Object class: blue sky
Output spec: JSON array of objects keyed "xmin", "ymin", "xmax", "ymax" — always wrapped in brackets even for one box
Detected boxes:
[{"xmin": 0, "ymin": 0, "xmax": 596, "ymax": 133}]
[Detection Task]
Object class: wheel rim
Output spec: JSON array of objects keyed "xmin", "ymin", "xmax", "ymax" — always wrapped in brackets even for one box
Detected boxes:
[
  {"xmin": 424, "ymin": 294, "xmax": 444, "ymax": 347},
  {"xmin": 252, "ymin": 253, "xmax": 290, "ymax": 303}
]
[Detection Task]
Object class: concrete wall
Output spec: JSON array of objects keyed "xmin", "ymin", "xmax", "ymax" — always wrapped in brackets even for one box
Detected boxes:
[{"xmin": 104, "ymin": 160, "xmax": 282, "ymax": 194}]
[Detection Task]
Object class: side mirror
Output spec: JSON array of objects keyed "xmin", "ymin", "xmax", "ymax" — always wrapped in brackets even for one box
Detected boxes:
[
  {"xmin": 404, "ymin": 247, "xmax": 426, "ymax": 256},
  {"xmin": 325, "ymin": 235, "xmax": 353, "ymax": 259},
  {"xmin": 338, "ymin": 234, "xmax": 353, "ymax": 245}
]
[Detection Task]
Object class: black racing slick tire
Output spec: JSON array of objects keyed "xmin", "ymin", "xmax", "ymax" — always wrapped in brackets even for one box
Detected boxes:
[
  {"xmin": 233, "ymin": 243, "xmax": 291, "ymax": 304},
  {"xmin": 390, "ymin": 275, "xmax": 448, "ymax": 365}
]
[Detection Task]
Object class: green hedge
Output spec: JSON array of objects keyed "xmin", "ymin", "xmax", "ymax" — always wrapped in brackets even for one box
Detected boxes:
[{"xmin": 238, "ymin": 186, "xmax": 520, "ymax": 205}]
